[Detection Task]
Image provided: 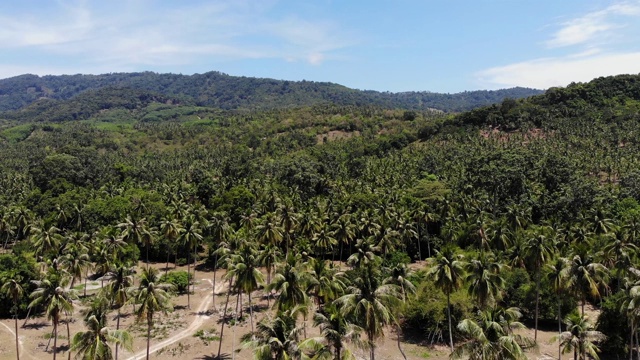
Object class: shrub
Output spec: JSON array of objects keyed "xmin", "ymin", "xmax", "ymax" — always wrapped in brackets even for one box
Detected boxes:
[{"xmin": 160, "ymin": 271, "xmax": 191, "ymax": 294}]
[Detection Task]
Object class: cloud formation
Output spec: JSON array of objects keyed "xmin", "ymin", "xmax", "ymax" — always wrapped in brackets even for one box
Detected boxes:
[
  {"xmin": 478, "ymin": 0, "xmax": 640, "ymax": 89},
  {"xmin": 0, "ymin": 0, "xmax": 355, "ymax": 78}
]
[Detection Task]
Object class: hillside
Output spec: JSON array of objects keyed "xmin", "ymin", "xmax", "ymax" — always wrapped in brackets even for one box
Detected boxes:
[
  {"xmin": 1, "ymin": 74, "xmax": 640, "ymax": 360},
  {"xmin": 0, "ymin": 71, "xmax": 542, "ymax": 113}
]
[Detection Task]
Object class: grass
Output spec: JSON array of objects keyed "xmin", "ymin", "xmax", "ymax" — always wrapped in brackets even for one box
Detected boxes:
[{"xmin": 1, "ymin": 124, "xmax": 35, "ymax": 142}]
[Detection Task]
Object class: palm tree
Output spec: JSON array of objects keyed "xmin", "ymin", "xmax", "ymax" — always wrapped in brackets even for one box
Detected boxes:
[
  {"xmin": 179, "ymin": 215, "xmax": 203, "ymax": 309},
  {"xmin": 334, "ymin": 266, "xmax": 400, "ymax": 360},
  {"xmin": 346, "ymin": 238, "xmax": 377, "ymax": 269},
  {"xmin": 31, "ymin": 225, "xmax": 63, "ymax": 261},
  {"xmin": 312, "ymin": 226, "xmax": 338, "ymax": 260},
  {"xmin": 1, "ymin": 276, "xmax": 24, "ymax": 360},
  {"xmin": 71, "ymin": 299, "xmax": 133, "ymax": 360},
  {"xmin": 132, "ymin": 267, "xmax": 174, "ymax": 360},
  {"xmin": 311, "ymin": 304, "xmax": 362, "ymax": 360},
  {"xmin": 427, "ymin": 246, "xmax": 465, "ymax": 352},
  {"xmin": 451, "ymin": 307, "xmax": 534, "ymax": 360},
  {"xmin": 465, "ymin": 253, "xmax": 505, "ymax": 309},
  {"xmin": 554, "ymin": 313, "xmax": 606, "ymax": 360},
  {"xmin": 241, "ymin": 309, "xmax": 305, "ymax": 360},
  {"xmin": 29, "ymin": 274, "xmax": 77, "ymax": 360},
  {"xmin": 103, "ymin": 265, "xmax": 135, "ymax": 360},
  {"xmin": 226, "ymin": 242, "xmax": 264, "ymax": 333},
  {"xmin": 566, "ymin": 250, "xmax": 608, "ymax": 315},
  {"xmin": 117, "ymin": 216, "xmax": 152, "ymax": 266},
  {"xmin": 159, "ymin": 217, "xmax": 183, "ymax": 275},
  {"xmin": 523, "ymin": 226, "xmax": 556, "ymax": 342},
  {"xmin": 547, "ymin": 257, "xmax": 570, "ymax": 360},
  {"xmin": 307, "ymin": 258, "xmax": 346, "ymax": 307},
  {"xmin": 60, "ymin": 239, "xmax": 91, "ymax": 289},
  {"xmin": 268, "ymin": 254, "xmax": 310, "ymax": 312},
  {"xmin": 384, "ymin": 263, "xmax": 416, "ymax": 360}
]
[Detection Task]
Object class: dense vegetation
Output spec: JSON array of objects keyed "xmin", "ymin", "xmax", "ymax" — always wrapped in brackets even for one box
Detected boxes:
[
  {"xmin": 0, "ymin": 73, "xmax": 640, "ymax": 360},
  {"xmin": 0, "ymin": 71, "xmax": 542, "ymax": 113}
]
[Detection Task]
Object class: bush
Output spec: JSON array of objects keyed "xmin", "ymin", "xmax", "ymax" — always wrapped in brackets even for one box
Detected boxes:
[
  {"xmin": 160, "ymin": 271, "xmax": 191, "ymax": 294},
  {"xmin": 403, "ymin": 280, "xmax": 473, "ymax": 343}
]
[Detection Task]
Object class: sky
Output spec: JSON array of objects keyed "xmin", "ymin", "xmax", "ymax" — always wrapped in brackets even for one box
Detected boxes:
[{"xmin": 1, "ymin": 0, "xmax": 640, "ymax": 93}]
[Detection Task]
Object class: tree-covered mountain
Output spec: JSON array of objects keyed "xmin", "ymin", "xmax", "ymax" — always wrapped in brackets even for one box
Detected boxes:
[
  {"xmin": 3, "ymin": 74, "xmax": 640, "ymax": 360},
  {"xmin": 0, "ymin": 71, "xmax": 542, "ymax": 113}
]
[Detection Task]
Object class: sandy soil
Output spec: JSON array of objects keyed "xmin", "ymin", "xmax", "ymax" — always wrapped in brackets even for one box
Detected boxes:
[{"xmin": 0, "ymin": 261, "xmax": 592, "ymax": 360}]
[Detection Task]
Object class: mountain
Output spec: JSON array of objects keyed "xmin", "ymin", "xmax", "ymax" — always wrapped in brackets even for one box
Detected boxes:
[{"xmin": 0, "ymin": 71, "xmax": 542, "ymax": 113}]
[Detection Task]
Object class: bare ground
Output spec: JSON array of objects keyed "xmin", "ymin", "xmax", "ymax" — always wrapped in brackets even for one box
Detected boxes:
[{"xmin": 0, "ymin": 261, "xmax": 593, "ymax": 360}]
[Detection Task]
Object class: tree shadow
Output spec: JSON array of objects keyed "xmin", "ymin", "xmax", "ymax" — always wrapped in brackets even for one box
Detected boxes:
[
  {"xmin": 22, "ymin": 321, "xmax": 48, "ymax": 330},
  {"xmin": 197, "ymin": 354, "xmax": 231, "ymax": 360}
]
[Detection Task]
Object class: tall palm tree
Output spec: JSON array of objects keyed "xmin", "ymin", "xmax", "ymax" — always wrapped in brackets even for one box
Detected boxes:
[
  {"xmin": 71, "ymin": 299, "xmax": 133, "ymax": 360},
  {"xmin": 524, "ymin": 226, "xmax": 556, "ymax": 342},
  {"xmin": 384, "ymin": 263, "xmax": 416, "ymax": 360},
  {"xmin": 554, "ymin": 313, "xmax": 605, "ymax": 360},
  {"xmin": 465, "ymin": 253, "xmax": 505, "ymax": 309},
  {"xmin": 241, "ymin": 309, "xmax": 305, "ymax": 360},
  {"xmin": 159, "ymin": 217, "xmax": 183, "ymax": 275},
  {"xmin": 268, "ymin": 254, "xmax": 310, "ymax": 312},
  {"xmin": 547, "ymin": 257, "xmax": 570, "ymax": 360},
  {"xmin": 103, "ymin": 265, "xmax": 135, "ymax": 360},
  {"xmin": 1, "ymin": 276, "xmax": 24, "ymax": 360},
  {"xmin": 307, "ymin": 258, "xmax": 347, "ymax": 307},
  {"xmin": 29, "ymin": 274, "xmax": 77, "ymax": 360},
  {"xmin": 132, "ymin": 267, "xmax": 174, "ymax": 360},
  {"xmin": 227, "ymin": 242, "xmax": 264, "ymax": 333},
  {"xmin": 117, "ymin": 216, "xmax": 152, "ymax": 266},
  {"xmin": 311, "ymin": 304, "xmax": 362, "ymax": 360},
  {"xmin": 427, "ymin": 246, "xmax": 466, "ymax": 352},
  {"xmin": 179, "ymin": 215, "xmax": 203, "ymax": 309},
  {"xmin": 451, "ymin": 307, "xmax": 534, "ymax": 360},
  {"xmin": 566, "ymin": 250, "xmax": 608, "ymax": 315},
  {"xmin": 334, "ymin": 266, "xmax": 400, "ymax": 360},
  {"xmin": 60, "ymin": 239, "xmax": 91, "ymax": 289}
]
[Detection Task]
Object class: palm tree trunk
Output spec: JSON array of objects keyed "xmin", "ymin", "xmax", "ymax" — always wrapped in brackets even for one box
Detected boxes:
[
  {"xmin": 212, "ymin": 253, "xmax": 218, "ymax": 308},
  {"xmin": 558, "ymin": 300, "xmax": 562, "ymax": 360},
  {"xmin": 396, "ymin": 324, "xmax": 407, "ymax": 360},
  {"xmin": 165, "ymin": 250, "xmax": 170, "ymax": 277},
  {"xmin": 14, "ymin": 313, "xmax": 20, "ymax": 360},
  {"xmin": 115, "ymin": 308, "xmax": 121, "ymax": 360},
  {"xmin": 66, "ymin": 317, "xmax": 71, "ymax": 360},
  {"xmin": 447, "ymin": 291, "xmax": 454, "ymax": 352},
  {"xmin": 146, "ymin": 245, "xmax": 150, "ymax": 270},
  {"xmin": 21, "ymin": 307, "xmax": 31, "ymax": 328},
  {"xmin": 248, "ymin": 291, "xmax": 254, "ymax": 334},
  {"xmin": 187, "ymin": 251, "xmax": 191, "ymax": 309},
  {"xmin": 83, "ymin": 269, "xmax": 88, "ymax": 298},
  {"xmin": 53, "ymin": 321, "xmax": 58, "ymax": 360},
  {"xmin": 535, "ymin": 267, "xmax": 540, "ymax": 342},
  {"xmin": 192, "ymin": 243, "xmax": 197, "ymax": 296},
  {"xmin": 146, "ymin": 316, "xmax": 151, "ymax": 360},
  {"xmin": 581, "ymin": 297, "xmax": 585, "ymax": 316},
  {"xmin": 217, "ymin": 278, "xmax": 233, "ymax": 358},
  {"xmin": 339, "ymin": 241, "xmax": 344, "ymax": 263}
]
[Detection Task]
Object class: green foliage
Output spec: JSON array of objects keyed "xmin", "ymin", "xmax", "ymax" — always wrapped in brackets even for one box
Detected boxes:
[
  {"xmin": 160, "ymin": 271, "xmax": 191, "ymax": 294},
  {"xmin": 0, "ymin": 253, "xmax": 38, "ymax": 317},
  {"xmin": 404, "ymin": 280, "xmax": 473, "ymax": 342}
]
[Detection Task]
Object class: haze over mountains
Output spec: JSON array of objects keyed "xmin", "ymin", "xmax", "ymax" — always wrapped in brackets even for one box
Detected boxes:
[{"xmin": 0, "ymin": 71, "xmax": 542, "ymax": 114}]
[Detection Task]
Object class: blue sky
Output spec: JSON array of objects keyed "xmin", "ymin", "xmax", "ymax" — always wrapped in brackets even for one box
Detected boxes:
[{"xmin": 1, "ymin": 0, "xmax": 639, "ymax": 92}]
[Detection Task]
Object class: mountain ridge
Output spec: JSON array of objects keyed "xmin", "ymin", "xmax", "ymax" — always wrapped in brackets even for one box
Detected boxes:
[{"xmin": 0, "ymin": 71, "xmax": 542, "ymax": 113}]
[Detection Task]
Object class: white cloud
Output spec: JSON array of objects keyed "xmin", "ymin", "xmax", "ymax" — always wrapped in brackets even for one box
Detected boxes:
[
  {"xmin": 546, "ymin": 1, "xmax": 640, "ymax": 48},
  {"xmin": 477, "ymin": 52, "xmax": 640, "ymax": 89},
  {"xmin": 0, "ymin": 0, "xmax": 356, "ymax": 78}
]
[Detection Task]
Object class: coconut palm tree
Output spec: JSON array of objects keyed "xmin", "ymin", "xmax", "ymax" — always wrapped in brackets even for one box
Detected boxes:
[
  {"xmin": 117, "ymin": 216, "xmax": 152, "ymax": 266},
  {"xmin": 132, "ymin": 267, "xmax": 174, "ymax": 360},
  {"xmin": 307, "ymin": 258, "xmax": 347, "ymax": 307},
  {"xmin": 241, "ymin": 309, "xmax": 305, "ymax": 360},
  {"xmin": 547, "ymin": 257, "xmax": 570, "ymax": 360},
  {"xmin": 427, "ymin": 246, "xmax": 466, "ymax": 352},
  {"xmin": 226, "ymin": 242, "xmax": 264, "ymax": 333},
  {"xmin": 28, "ymin": 273, "xmax": 77, "ymax": 360},
  {"xmin": 566, "ymin": 249, "xmax": 608, "ymax": 315},
  {"xmin": 179, "ymin": 215, "xmax": 203, "ymax": 309},
  {"xmin": 523, "ymin": 225, "xmax": 556, "ymax": 342},
  {"xmin": 268, "ymin": 253, "xmax": 310, "ymax": 313},
  {"xmin": 311, "ymin": 303, "xmax": 362, "ymax": 360},
  {"xmin": 71, "ymin": 298, "xmax": 133, "ymax": 360},
  {"xmin": 334, "ymin": 266, "xmax": 400, "ymax": 360},
  {"xmin": 554, "ymin": 313, "xmax": 606, "ymax": 360},
  {"xmin": 103, "ymin": 264, "xmax": 135, "ymax": 360},
  {"xmin": 159, "ymin": 217, "xmax": 183, "ymax": 275},
  {"xmin": 384, "ymin": 263, "xmax": 416, "ymax": 360},
  {"xmin": 1, "ymin": 276, "xmax": 24, "ymax": 360},
  {"xmin": 465, "ymin": 253, "xmax": 505, "ymax": 309},
  {"xmin": 451, "ymin": 307, "xmax": 534, "ymax": 360}
]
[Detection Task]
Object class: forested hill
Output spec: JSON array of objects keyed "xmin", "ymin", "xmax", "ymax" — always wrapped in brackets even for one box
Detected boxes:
[{"xmin": 0, "ymin": 71, "xmax": 541, "ymax": 113}]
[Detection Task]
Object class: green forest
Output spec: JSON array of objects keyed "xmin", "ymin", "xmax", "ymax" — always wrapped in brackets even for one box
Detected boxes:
[{"xmin": 1, "ymin": 73, "xmax": 640, "ymax": 360}]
